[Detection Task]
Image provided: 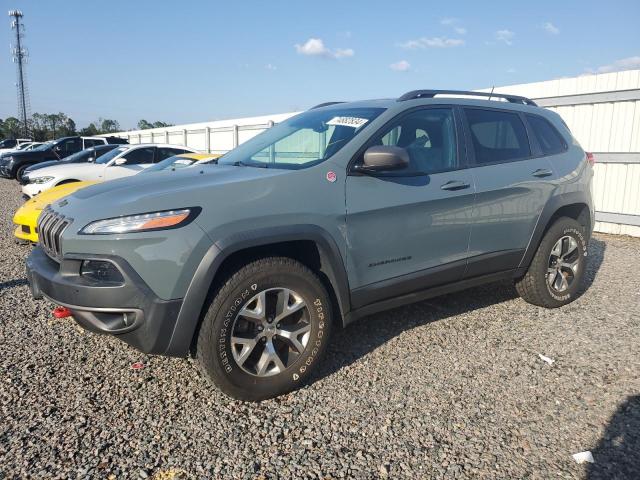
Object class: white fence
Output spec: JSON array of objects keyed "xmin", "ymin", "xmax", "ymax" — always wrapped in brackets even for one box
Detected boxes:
[{"xmin": 105, "ymin": 69, "xmax": 640, "ymax": 237}]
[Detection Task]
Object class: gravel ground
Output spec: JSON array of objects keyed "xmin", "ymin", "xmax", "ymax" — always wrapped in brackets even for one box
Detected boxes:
[{"xmin": 0, "ymin": 177, "xmax": 639, "ymax": 479}]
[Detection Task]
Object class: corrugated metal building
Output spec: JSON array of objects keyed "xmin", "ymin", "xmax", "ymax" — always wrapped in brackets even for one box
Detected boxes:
[{"xmin": 108, "ymin": 69, "xmax": 640, "ymax": 236}]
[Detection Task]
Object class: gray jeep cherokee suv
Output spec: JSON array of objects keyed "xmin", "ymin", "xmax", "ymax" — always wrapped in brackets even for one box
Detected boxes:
[{"xmin": 26, "ymin": 90, "xmax": 594, "ymax": 401}]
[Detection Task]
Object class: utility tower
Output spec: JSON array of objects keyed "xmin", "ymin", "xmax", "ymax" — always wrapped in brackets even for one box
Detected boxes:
[{"xmin": 9, "ymin": 9, "xmax": 31, "ymax": 137}]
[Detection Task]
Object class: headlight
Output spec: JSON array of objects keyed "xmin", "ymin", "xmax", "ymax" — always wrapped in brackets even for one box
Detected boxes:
[
  {"xmin": 80, "ymin": 207, "xmax": 200, "ymax": 234},
  {"xmin": 30, "ymin": 176, "xmax": 54, "ymax": 184}
]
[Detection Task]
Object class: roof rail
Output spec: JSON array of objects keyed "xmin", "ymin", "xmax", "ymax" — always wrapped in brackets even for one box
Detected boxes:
[
  {"xmin": 309, "ymin": 101, "xmax": 345, "ymax": 110},
  {"xmin": 397, "ymin": 89, "xmax": 538, "ymax": 106}
]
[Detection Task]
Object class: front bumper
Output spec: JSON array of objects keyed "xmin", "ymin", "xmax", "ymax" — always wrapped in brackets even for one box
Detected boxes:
[
  {"xmin": 0, "ymin": 165, "xmax": 13, "ymax": 178},
  {"xmin": 22, "ymin": 182, "xmax": 50, "ymax": 199},
  {"xmin": 26, "ymin": 247, "xmax": 184, "ymax": 355},
  {"xmin": 13, "ymin": 206, "xmax": 39, "ymax": 243}
]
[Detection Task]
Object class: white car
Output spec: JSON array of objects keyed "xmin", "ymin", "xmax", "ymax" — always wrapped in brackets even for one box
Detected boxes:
[
  {"xmin": 22, "ymin": 144, "xmax": 198, "ymax": 198},
  {"xmin": 0, "ymin": 138, "xmax": 33, "ymax": 155}
]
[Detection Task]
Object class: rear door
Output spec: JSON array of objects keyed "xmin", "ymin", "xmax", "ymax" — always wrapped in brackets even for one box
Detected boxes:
[
  {"xmin": 345, "ymin": 106, "xmax": 475, "ymax": 307},
  {"xmin": 462, "ymin": 107, "xmax": 557, "ymax": 277},
  {"xmin": 104, "ymin": 147, "xmax": 156, "ymax": 180}
]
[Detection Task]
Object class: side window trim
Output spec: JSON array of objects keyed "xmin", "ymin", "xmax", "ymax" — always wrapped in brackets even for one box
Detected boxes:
[
  {"xmin": 461, "ymin": 106, "xmax": 535, "ymax": 168},
  {"xmin": 347, "ymin": 104, "xmax": 468, "ymax": 176}
]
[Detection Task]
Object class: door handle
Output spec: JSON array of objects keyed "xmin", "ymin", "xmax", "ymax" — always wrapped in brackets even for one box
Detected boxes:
[
  {"xmin": 440, "ymin": 180, "xmax": 470, "ymax": 191},
  {"xmin": 532, "ymin": 168, "xmax": 553, "ymax": 178}
]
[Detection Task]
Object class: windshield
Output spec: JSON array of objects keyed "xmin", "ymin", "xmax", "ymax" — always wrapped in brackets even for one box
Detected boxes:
[
  {"xmin": 142, "ymin": 155, "xmax": 197, "ymax": 173},
  {"xmin": 95, "ymin": 146, "xmax": 128, "ymax": 164},
  {"xmin": 218, "ymin": 107, "xmax": 385, "ymax": 169},
  {"xmin": 32, "ymin": 142, "xmax": 54, "ymax": 152},
  {"xmin": 17, "ymin": 143, "xmax": 32, "ymax": 150},
  {"xmin": 59, "ymin": 148, "xmax": 94, "ymax": 163}
]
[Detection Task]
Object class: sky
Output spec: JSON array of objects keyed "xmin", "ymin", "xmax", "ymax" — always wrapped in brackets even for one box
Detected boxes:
[{"xmin": 1, "ymin": 0, "xmax": 639, "ymax": 129}]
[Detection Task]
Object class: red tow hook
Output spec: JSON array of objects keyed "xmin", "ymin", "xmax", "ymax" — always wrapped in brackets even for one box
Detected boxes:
[{"xmin": 52, "ymin": 306, "xmax": 72, "ymax": 319}]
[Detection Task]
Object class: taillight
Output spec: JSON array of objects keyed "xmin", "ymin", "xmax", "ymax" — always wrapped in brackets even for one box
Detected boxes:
[{"xmin": 586, "ymin": 152, "xmax": 595, "ymax": 166}]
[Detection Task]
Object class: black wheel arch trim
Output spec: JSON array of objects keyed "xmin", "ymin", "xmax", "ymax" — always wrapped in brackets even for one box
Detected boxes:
[
  {"xmin": 519, "ymin": 190, "xmax": 593, "ymax": 270},
  {"xmin": 164, "ymin": 224, "xmax": 351, "ymax": 356}
]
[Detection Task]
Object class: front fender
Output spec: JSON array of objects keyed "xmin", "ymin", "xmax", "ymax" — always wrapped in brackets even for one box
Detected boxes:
[{"xmin": 164, "ymin": 224, "xmax": 350, "ymax": 356}]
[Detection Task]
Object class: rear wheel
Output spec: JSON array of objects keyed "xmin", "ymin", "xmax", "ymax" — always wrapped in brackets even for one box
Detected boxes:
[
  {"xmin": 196, "ymin": 257, "xmax": 333, "ymax": 401},
  {"xmin": 515, "ymin": 217, "xmax": 588, "ymax": 308}
]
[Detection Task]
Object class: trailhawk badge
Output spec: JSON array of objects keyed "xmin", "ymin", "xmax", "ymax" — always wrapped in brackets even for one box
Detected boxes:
[{"xmin": 326, "ymin": 171, "xmax": 337, "ymax": 183}]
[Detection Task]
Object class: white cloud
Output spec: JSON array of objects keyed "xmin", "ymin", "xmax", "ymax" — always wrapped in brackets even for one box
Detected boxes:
[
  {"xmin": 389, "ymin": 60, "xmax": 411, "ymax": 72},
  {"xmin": 495, "ymin": 29, "xmax": 515, "ymax": 45},
  {"xmin": 334, "ymin": 48, "xmax": 355, "ymax": 59},
  {"xmin": 543, "ymin": 22, "xmax": 560, "ymax": 35},
  {"xmin": 440, "ymin": 17, "xmax": 466, "ymax": 35},
  {"xmin": 398, "ymin": 36, "xmax": 464, "ymax": 49},
  {"xmin": 265, "ymin": 63, "xmax": 277, "ymax": 71},
  {"xmin": 592, "ymin": 56, "xmax": 640, "ymax": 73},
  {"xmin": 294, "ymin": 38, "xmax": 354, "ymax": 59}
]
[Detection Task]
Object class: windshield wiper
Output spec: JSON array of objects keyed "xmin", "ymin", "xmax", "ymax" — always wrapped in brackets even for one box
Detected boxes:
[{"xmin": 232, "ymin": 160, "xmax": 268, "ymax": 168}]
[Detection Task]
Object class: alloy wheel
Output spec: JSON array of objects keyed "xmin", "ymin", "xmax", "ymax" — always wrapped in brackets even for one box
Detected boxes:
[
  {"xmin": 230, "ymin": 287, "xmax": 311, "ymax": 377},
  {"xmin": 547, "ymin": 235, "xmax": 580, "ymax": 293}
]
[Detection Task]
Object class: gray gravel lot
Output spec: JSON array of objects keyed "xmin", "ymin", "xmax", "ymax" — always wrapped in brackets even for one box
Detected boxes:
[{"xmin": 0, "ymin": 177, "xmax": 639, "ymax": 479}]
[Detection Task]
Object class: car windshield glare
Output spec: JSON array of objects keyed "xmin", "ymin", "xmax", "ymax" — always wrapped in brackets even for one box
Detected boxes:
[
  {"xmin": 95, "ymin": 146, "xmax": 128, "ymax": 164},
  {"xmin": 218, "ymin": 107, "xmax": 385, "ymax": 169},
  {"xmin": 143, "ymin": 155, "xmax": 196, "ymax": 173}
]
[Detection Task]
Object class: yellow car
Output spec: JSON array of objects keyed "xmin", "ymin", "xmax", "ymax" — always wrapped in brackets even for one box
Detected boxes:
[
  {"xmin": 13, "ymin": 181, "xmax": 97, "ymax": 242},
  {"xmin": 13, "ymin": 153, "xmax": 221, "ymax": 243}
]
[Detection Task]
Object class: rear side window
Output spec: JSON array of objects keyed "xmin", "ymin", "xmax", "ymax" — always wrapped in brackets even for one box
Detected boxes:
[
  {"xmin": 526, "ymin": 114, "xmax": 567, "ymax": 155},
  {"xmin": 465, "ymin": 109, "xmax": 531, "ymax": 164}
]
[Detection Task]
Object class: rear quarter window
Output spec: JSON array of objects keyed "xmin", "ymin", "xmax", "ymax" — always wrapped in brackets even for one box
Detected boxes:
[
  {"xmin": 465, "ymin": 108, "xmax": 531, "ymax": 165},
  {"xmin": 526, "ymin": 114, "xmax": 567, "ymax": 155}
]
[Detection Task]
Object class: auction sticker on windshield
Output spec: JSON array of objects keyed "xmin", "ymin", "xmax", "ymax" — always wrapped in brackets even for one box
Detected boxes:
[{"xmin": 326, "ymin": 116, "xmax": 369, "ymax": 129}]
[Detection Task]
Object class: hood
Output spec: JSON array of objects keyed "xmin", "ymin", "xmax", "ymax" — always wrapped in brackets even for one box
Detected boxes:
[
  {"xmin": 26, "ymin": 162, "xmax": 102, "ymax": 178},
  {"xmin": 3, "ymin": 149, "xmax": 51, "ymax": 161},
  {"xmin": 28, "ymin": 181, "xmax": 97, "ymax": 211},
  {"xmin": 55, "ymin": 164, "xmax": 289, "ymax": 222}
]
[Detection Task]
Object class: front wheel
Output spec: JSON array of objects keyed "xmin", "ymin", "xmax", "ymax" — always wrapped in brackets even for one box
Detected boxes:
[
  {"xmin": 196, "ymin": 257, "xmax": 333, "ymax": 401},
  {"xmin": 515, "ymin": 217, "xmax": 588, "ymax": 308}
]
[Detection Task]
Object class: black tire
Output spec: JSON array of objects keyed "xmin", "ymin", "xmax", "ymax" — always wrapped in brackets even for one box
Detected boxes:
[
  {"xmin": 15, "ymin": 164, "xmax": 28, "ymax": 182},
  {"xmin": 515, "ymin": 217, "xmax": 588, "ymax": 308},
  {"xmin": 196, "ymin": 257, "xmax": 333, "ymax": 401}
]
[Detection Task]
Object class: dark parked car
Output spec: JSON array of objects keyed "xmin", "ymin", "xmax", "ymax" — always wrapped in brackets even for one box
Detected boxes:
[
  {"xmin": 0, "ymin": 136, "xmax": 128, "ymax": 180},
  {"xmin": 19, "ymin": 144, "xmax": 120, "ymax": 184}
]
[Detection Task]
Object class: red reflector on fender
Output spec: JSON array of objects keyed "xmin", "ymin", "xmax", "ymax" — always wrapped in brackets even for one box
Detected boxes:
[
  {"xmin": 586, "ymin": 152, "xmax": 595, "ymax": 165},
  {"xmin": 52, "ymin": 306, "xmax": 71, "ymax": 318}
]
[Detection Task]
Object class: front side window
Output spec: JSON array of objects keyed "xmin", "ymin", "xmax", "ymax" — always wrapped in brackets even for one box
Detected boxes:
[
  {"xmin": 365, "ymin": 108, "xmax": 458, "ymax": 174},
  {"xmin": 465, "ymin": 109, "xmax": 531, "ymax": 164},
  {"xmin": 118, "ymin": 147, "xmax": 155, "ymax": 165},
  {"xmin": 218, "ymin": 107, "xmax": 385, "ymax": 169},
  {"xmin": 526, "ymin": 114, "xmax": 567, "ymax": 155},
  {"xmin": 96, "ymin": 146, "xmax": 128, "ymax": 164},
  {"xmin": 57, "ymin": 138, "xmax": 82, "ymax": 155}
]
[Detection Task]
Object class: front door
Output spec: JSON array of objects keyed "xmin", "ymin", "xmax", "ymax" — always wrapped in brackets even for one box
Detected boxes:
[{"xmin": 346, "ymin": 107, "xmax": 475, "ymax": 308}]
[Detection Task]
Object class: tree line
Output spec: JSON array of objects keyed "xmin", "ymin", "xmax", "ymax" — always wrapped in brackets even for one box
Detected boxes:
[{"xmin": 0, "ymin": 114, "xmax": 173, "ymax": 141}]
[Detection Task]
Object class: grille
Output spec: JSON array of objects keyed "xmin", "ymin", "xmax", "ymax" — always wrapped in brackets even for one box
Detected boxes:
[{"xmin": 37, "ymin": 207, "xmax": 71, "ymax": 261}]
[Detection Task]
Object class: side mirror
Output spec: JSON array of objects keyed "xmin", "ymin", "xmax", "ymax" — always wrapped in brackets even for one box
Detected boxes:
[
  {"xmin": 114, "ymin": 157, "xmax": 127, "ymax": 166},
  {"xmin": 54, "ymin": 146, "xmax": 62, "ymax": 152},
  {"xmin": 360, "ymin": 145, "xmax": 409, "ymax": 172}
]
